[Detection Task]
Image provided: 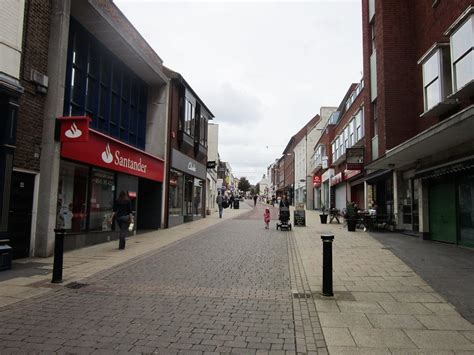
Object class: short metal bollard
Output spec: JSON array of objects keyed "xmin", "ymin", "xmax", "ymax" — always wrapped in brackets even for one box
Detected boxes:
[
  {"xmin": 51, "ymin": 228, "xmax": 66, "ymax": 283},
  {"xmin": 321, "ymin": 234, "xmax": 334, "ymax": 296}
]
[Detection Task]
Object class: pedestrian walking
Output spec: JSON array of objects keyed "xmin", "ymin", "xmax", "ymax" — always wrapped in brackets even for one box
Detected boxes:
[
  {"xmin": 110, "ymin": 191, "xmax": 132, "ymax": 250},
  {"xmin": 229, "ymin": 194, "xmax": 235, "ymax": 209},
  {"xmin": 216, "ymin": 191, "xmax": 224, "ymax": 218},
  {"xmin": 253, "ymin": 194, "xmax": 258, "ymax": 207},
  {"xmin": 280, "ymin": 195, "xmax": 290, "ymax": 208},
  {"xmin": 264, "ymin": 208, "xmax": 271, "ymax": 229}
]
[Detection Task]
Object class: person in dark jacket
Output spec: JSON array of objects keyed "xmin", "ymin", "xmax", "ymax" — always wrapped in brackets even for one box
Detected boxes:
[
  {"xmin": 111, "ymin": 191, "xmax": 132, "ymax": 250},
  {"xmin": 279, "ymin": 195, "xmax": 290, "ymax": 208}
]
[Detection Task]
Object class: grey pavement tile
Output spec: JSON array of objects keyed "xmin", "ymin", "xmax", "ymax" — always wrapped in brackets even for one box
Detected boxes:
[
  {"xmin": 319, "ymin": 312, "xmax": 372, "ymax": 328},
  {"xmin": 366, "ymin": 314, "xmax": 425, "ymax": 329},
  {"xmin": 349, "ymin": 328, "xmax": 418, "ymax": 348},
  {"xmin": 336, "ymin": 301, "xmax": 386, "ymax": 314},
  {"xmin": 405, "ymin": 330, "xmax": 474, "ymax": 350},
  {"xmin": 414, "ymin": 315, "xmax": 474, "ymax": 330},
  {"xmin": 327, "ymin": 346, "xmax": 391, "ymax": 354},
  {"xmin": 379, "ymin": 301, "xmax": 433, "ymax": 315}
]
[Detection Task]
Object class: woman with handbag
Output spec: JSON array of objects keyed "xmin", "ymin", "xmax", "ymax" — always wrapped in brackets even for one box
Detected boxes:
[{"xmin": 110, "ymin": 191, "xmax": 132, "ymax": 250}]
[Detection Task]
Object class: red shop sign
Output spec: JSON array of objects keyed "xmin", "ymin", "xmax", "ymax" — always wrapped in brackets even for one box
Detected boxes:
[
  {"xmin": 313, "ymin": 174, "xmax": 321, "ymax": 187},
  {"xmin": 58, "ymin": 116, "xmax": 91, "ymax": 142},
  {"xmin": 59, "ymin": 118, "xmax": 164, "ymax": 182}
]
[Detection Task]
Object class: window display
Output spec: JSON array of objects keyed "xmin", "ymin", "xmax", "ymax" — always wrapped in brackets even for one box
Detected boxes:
[
  {"xmin": 89, "ymin": 169, "xmax": 115, "ymax": 231},
  {"xmin": 193, "ymin": 178, "xmax": 202, "ymax": 216},
  {"xmin": 56, "ymin": 161, "xmax": 89, "ymax": 232},
  {"xmin": 169, "ymin": 169, "xmax": 184, "ymax": 216}
]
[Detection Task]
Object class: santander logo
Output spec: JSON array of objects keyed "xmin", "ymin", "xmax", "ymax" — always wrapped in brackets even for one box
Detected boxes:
[
  {"xmin": 65, "ymin": 122, "xmax": 82, "ymax": 139},
  {"xmin": 101, "ymin": 143, "xmax": 113, "ymax": 163},
  {"xmin": 100, "ymin": 143, "xmax": 148, "ymax": 173}
]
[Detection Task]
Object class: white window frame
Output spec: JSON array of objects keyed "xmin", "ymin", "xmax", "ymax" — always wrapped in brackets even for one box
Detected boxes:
[
  {"xmin": 349, "ymin": 119, "xmax": 355, "ymax": 146},
  {"xmin": 450, "ymin": 14, "xmax": 473, "ymax": 92}
]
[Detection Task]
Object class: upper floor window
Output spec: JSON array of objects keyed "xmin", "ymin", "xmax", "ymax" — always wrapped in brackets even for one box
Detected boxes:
[
  {"xmin": 420, "ymin": 46, "xmax": 451, "ymax": 112},
  {"xmin": 184, "ymin": 93, "xmax": 195, "ymax": 136},
  {"xmin": 65, "ymin": 19, "xmax": 147, "ymax": 149},
  {"xmin": 450, "ymin": 14, "xmax": 473, "ymax": 91},
  {"xmin": 368, "ymin": 0, "xmax": 375, "ymax": 22},
  {"xmin": 356, "ymin": 109, "xmax": 364, "ymax": 141}
]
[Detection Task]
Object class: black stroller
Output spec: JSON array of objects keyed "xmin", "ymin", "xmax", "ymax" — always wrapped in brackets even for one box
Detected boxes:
[{"xmin": 276, "ymin": 206, "xmax": 292, "ymax": 231}]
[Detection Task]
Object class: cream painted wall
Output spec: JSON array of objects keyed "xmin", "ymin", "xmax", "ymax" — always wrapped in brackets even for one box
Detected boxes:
[{"xmin": 0, "ymin": 0, "xmax": 25, "ymax": 79}]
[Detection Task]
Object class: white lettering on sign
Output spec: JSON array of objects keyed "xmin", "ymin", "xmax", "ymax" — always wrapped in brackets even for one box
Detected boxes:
[
  {"xmin": 187, "ymin": 161, "xmax": 197, "ymax": 172},
  {"xmin": 114, "ymin": 151, "xmax": 147, "ymax": 173}
]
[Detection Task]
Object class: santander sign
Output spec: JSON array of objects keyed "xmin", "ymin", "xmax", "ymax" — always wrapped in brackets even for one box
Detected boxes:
[
  {"xmin": 101, "ymin": 143, "xmax": 148, "ymax": 173},
  {"xmin": 60, "ymin": 120, "xmax": 164, "ymax": 182}
]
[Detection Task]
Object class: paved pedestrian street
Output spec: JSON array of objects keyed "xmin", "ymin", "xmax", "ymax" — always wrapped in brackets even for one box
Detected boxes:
[{"xmin": 0, "ymin": 202, "xmax": 473, "ymax": 354}]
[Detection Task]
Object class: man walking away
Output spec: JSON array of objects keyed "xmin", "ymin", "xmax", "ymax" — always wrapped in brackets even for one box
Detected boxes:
[
  {"xmin": 253, "ymin": 194, "xmax": 258, "ymax": 207},
  {"xmin": 216, "ymin": 191, "xmax": 224, "ymax": 218}
]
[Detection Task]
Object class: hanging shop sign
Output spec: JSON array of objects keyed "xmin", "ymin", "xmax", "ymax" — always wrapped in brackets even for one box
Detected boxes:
[
  {"xmin": 313, "ymin": 174, "xmax": 322, "ymax": 187},
  {"xmin": 206, "ymin": 161, "xmax": 216, "ymax": 169},
  {"xmin": 58, "ymin": 116, "xmax": 91, "ymax": 142},
  {"xmin": 59, "ymin": 117, "xmax": 164, "ymax": 182},
  {"xmin": 346, "ymin": 147, "xmax": 364, "ymax": 171}
]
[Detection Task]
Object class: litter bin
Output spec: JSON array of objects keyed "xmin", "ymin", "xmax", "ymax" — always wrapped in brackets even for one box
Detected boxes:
[
  {"xmin": 233, "ymin": 199, "xmax": 239, "ymax": 209},
  {"xmin": 0, "ymin": 244, "xmax": 13, "ymax": 271}
]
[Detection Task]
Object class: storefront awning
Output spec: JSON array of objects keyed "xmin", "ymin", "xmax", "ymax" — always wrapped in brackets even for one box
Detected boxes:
[{"xmin": 366, "ymin": 105, "xmax": 474, "ymax": 170}]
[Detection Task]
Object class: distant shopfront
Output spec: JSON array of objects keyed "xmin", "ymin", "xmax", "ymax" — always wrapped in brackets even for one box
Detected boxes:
[
  {"xmin": 57, "ymin": 117, "xmax": 164, "ymax": 250},
  {"xmin": 168, "ymin": 149, "xmax": 206, "ymax": 227}
]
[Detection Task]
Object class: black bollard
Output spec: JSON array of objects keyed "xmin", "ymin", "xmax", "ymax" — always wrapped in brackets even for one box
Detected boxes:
[
  {"xmin": 321, "ymin": 234, "xmax": 334, "ymax": 296},
  {"xmin": 51, "ymin": 228, "xmax": 66, "ymax": 283}
]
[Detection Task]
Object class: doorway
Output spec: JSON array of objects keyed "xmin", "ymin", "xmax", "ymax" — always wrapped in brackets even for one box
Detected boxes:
[{"xmin": 8, "ymin": 171, "xmax": 35, "ymax": 258}]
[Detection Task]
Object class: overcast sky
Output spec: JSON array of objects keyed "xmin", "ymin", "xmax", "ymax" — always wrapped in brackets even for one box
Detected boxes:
[{"xmin": 115, "ymin": 0, "xmax": 363, "ymax": 184}]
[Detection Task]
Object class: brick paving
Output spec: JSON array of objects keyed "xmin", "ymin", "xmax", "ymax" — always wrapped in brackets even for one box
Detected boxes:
[{"xmin": 0, "ymin": 203, "xmax": 327, "ymax": 354}]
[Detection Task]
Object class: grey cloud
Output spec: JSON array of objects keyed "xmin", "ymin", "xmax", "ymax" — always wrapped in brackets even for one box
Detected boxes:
[{"xmin": 206, "ymin": 83, "xmax": 263, "ymax": 126}]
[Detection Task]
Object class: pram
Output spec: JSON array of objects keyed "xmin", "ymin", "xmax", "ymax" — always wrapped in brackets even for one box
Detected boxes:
[{"xmin": 276, "ymin": 206, "xmax": 292, "ymax": 231}]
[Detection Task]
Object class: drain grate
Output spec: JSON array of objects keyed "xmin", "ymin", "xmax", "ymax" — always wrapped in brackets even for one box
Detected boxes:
[
  {"xmin": 65, "ymin": 282, "xmax": 89, "ymax": 289},
  {"xmin": 292, "ymin": 292, "xmax": 313, "ymax": 299}
]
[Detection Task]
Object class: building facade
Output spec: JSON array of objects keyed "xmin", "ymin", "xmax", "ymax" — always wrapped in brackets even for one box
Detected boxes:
[
  {"xmin": 362, "ymin": 0, "xmax": 473, "ymax": 246},
  {"xmin": 164, "ymin": 67, "xmax": 213, "ymax": 227},
  {"xmin": 6, "ymin": 0, "xmax": 170, "ymax": 257}
]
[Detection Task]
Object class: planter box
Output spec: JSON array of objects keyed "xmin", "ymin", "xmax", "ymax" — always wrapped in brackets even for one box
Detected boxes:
[
  {"xmin": 319, "ymin": 214, "xmax": 328, "ymax": 224},
  {"xmin": 347, "ymin": 219, "xmax": 357, "ymax": 231}
]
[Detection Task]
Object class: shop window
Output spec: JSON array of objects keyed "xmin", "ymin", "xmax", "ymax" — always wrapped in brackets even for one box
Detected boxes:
[
  {"xmin": 450, "ymin": 14, "xmax": 473, "ymax": 91},
  {"xmin": 56, "ymin": 161, "xmax": 89, "ymax": 232},
  {"xmin": 193, "ymin": 179, "xmax": 203, "ymax": 216},
  {"xmin": 89, "ymin": 169, "xmax": 115, "ymax": 232},
  {"xmin": 169, "ymin": 170, "xmax": 184, "ymax": 216}
]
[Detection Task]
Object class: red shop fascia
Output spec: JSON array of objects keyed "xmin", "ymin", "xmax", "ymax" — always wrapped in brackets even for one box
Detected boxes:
[
  {"xmin": 58, "ymin": 117, "xmax": 164, "ymax": 181},
  {"xmin": 56, "ymin": 116, "xmax": 165, "ymax": 233}
]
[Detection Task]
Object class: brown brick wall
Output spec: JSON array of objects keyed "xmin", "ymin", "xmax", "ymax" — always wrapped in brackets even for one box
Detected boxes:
[
  {"xmin": 362, "ymin": 0, "xmax": 473, "ymax": 161},
  {"xmin": 14, "ymin": 0, "xmax": 51, "ymax": 172}
]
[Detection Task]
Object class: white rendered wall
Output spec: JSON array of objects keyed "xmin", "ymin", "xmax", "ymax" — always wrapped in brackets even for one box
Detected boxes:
[{"xmin": 0, "ymin": 0, "xmax": 25, "ymax": 79}]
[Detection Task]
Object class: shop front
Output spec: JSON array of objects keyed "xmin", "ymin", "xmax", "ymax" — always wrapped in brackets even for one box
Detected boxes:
[
  {"xmin": 321, "ymin": 169, "xmax": 334, "ymax": 209},
  {"xmin": 168, "ymin": 149, "xmax": 206, "ymax": 227},
  {"xmin": 417, "ymin": 158, "xmax": 474, "ymax": 247},
  {"xmin": 330, "ymin": 172, "xmax": 346, "ymax": 211},
  {"xmin": 57, "ymin": 117, "xmax": 164, "ymax": 250}
]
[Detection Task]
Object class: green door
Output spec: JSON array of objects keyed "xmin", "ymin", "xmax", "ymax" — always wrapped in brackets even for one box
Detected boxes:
[{"xmin": 429, "ymin": 178, "xmax": 457, "ymax": 243}]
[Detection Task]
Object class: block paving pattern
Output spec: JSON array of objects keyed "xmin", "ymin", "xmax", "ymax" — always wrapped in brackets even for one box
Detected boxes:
[{"xmin": 0, "ymin": 209, "xmax": 327, "ymax": 354}]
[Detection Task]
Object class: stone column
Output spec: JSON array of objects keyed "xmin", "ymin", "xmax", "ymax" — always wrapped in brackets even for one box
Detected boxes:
[{"xmin": 35, "ymin": 0, "xmax": 71, "ymax": 257}]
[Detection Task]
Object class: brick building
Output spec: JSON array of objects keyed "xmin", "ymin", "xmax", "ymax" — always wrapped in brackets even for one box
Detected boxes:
[
  {"xmin": 4, "ymin": 0, "xmax": 171, "ymax": 258},
  {"xmin": 362, "ymin": 0, "xmax": 473, "ymax": 245},
  {"xmin": 163, "ymin": 67, "xmax": 213, "ymax": 227}
]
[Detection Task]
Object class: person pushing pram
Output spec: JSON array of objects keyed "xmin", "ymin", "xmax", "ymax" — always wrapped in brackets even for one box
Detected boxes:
[{"xmin": 276, "ymin": 195, "xmax": 292, "ymax": 231}]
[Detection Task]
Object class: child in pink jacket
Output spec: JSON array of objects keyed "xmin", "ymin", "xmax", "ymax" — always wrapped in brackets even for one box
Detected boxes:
[{"xmin": 264, "ymin": 208, "xmax": 271, "ymax": 229}]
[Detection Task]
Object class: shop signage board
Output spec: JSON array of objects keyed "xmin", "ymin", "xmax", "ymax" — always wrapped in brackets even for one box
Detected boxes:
[
  {"xmin": 330, "ymin": 172, "xmax": 343, "ymax": 186},
  {"xmin": 346, "ymin": 147, "xmax": 364, "ymax": 170},
  {"xmin": 59, "ymin": 117, "xmax": 164, "ymax": 182},
  {"xmin": 313, "ymin": 174, "xmax": 321, "ymax": 187},
  {"xmin": 206, "ymin": 161, "xmax": 216, "ymax": 169},
  {"xmin": 293, "ymin": 210, "xmax": 306, "ymax": 226},
  {"xmin": 171, "ymin": 149, "xmax": 206, "ymax": 179},
  {"xmin": 58, "ymin": 116, "xmax": 91, "ymax": 142}
]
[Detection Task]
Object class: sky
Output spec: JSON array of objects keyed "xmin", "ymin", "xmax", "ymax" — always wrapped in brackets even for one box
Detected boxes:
[{"xmin": 115, "ymin": 0, "xmax": 363, "ymax": 184}]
